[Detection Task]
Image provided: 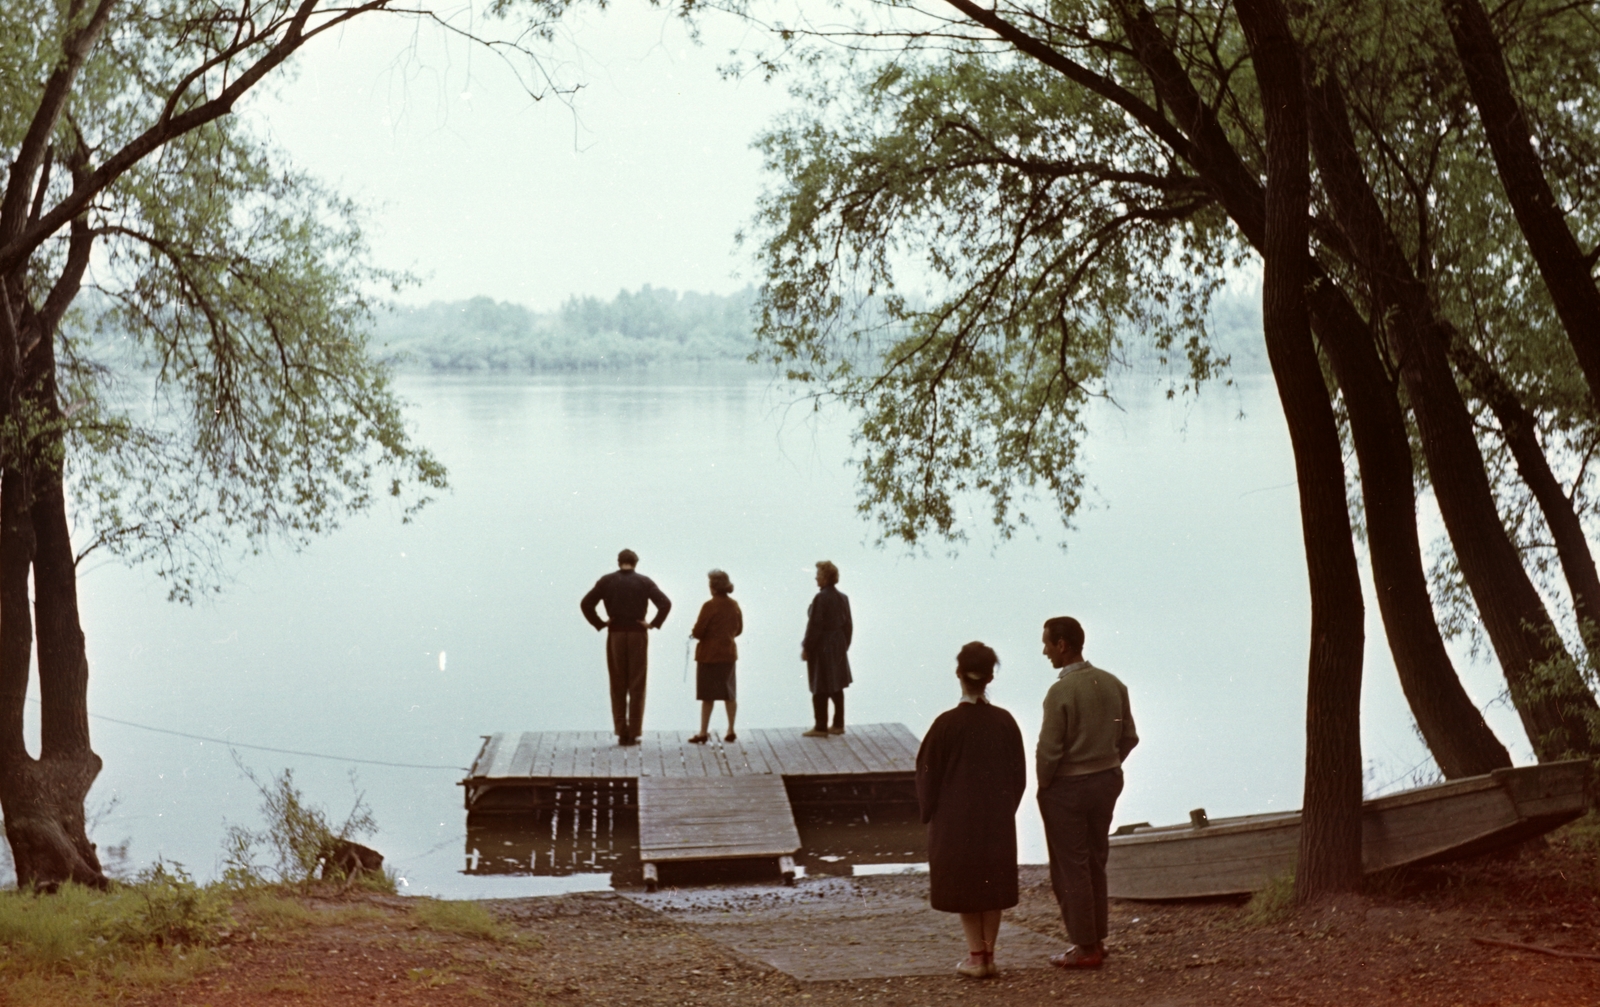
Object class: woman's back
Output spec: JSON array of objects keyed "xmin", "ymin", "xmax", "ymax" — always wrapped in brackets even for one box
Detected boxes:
[{"xmin": 916, "ymin": 702, "xmax": 1026, "ymax": 912}]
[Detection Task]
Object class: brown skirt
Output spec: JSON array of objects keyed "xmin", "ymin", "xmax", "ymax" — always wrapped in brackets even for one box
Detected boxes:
[{"xmin": 696, "ymin": 661, "xmax": 736, "ymax": 702}]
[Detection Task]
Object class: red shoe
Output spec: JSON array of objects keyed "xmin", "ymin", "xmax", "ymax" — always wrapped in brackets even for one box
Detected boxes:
[{"xmin": 1049, "ymin": 946, "xmax": 1103, "ymax": 969}]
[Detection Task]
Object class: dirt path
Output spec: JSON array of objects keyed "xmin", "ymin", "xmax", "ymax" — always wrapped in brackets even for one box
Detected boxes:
[{"xmin": 16, "ymin": 825, "xmax": 1600, "ymax": 1006}]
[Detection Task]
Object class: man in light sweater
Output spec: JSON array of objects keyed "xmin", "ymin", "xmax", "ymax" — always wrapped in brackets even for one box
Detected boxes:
[{"xmin": 1036, "ymin": 616, "xmax": 1138, "ymax": 969}]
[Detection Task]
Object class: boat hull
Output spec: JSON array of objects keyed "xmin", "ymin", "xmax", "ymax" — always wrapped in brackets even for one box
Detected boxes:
[{"xmin": 1106, "ymin": 760, "xmax": 1590, "ymax": 899}]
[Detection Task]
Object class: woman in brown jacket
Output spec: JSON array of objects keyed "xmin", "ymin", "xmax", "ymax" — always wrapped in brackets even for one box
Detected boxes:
[{"xmin": 689, "ymin": 569, "xmax": 743, "ymax": 743}]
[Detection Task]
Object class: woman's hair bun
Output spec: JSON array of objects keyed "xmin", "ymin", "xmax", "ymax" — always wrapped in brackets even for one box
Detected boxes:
[{"xmin": 956, "ymin": 641, "xmax": 999, "ymax": 687}]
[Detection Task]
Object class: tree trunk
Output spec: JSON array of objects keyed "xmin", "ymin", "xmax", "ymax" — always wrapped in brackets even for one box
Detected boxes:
[
  {"xmin": 1236, "ymin": 0, "xmax": 1366, "ymax": 901},
  {"xmin": 1441, "ymin": 0, "xmax": 1600, "ymax": 405},
  {"xmin": 1306, "ymin": 281, "xmax": 1513, "ymax": 778},
  {"xmin": 1306, "ymin": 73, "xmax": 1598, "ymax": 761},
  {"xmin": 0, "ymin": 456, "xmax": 103, "ymax": 889},
  {"xmin": 1448, "ymin": 335, "xmax": 1600, "ymax": 645},
  {"xmin": 1109, "ymin": 0, "xmax": 1510, "ymax": 778},
  {"xmin": 0, "ymin": 235, "xmax": 104, "ymax": 888}
]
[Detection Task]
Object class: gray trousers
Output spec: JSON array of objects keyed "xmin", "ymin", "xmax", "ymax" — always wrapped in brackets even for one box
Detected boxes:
[
  {"xmin": 605, "ymin": 631, "xmax": 648, "ymax": 738},
  {"xmin": 1037, "ymin": 767, "xmax": 1123, "ymax": 947}
]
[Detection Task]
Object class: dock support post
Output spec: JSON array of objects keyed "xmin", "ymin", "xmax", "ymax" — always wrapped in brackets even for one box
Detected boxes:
[
  {"xmin": 643, "ymin": 861, "xmax": 658, "ymax": 893},
  {"xmin": 779, "ymin": 855, "xmax": 796, "ymax": 886}
]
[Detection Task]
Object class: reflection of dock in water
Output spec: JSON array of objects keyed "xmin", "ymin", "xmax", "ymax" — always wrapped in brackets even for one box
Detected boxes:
[{"xmin": 461, "ymin": 725, "xmax": 923, "ymax": 887}]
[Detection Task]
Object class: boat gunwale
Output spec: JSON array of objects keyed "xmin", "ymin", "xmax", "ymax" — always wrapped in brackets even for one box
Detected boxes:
[{"xmin": 1108, "ymin": 760, "xmax": 1588, "ymax": 847}]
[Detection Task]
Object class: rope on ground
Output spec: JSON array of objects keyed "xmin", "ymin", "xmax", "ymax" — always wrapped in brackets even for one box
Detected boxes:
[{"xmin": 23, "ymin": 697, "xmax": 468, "ymax": 771}]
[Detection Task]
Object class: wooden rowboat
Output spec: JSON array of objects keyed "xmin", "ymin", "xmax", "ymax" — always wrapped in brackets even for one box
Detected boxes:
[{"xmin": 1107, "ymin": 759, "xmax": 1591, "ymax": 899}]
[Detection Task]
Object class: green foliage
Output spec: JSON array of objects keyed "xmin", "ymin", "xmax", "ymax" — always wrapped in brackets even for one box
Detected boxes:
[
  {"xmin": 0, "ymin": 6, "xmax": 456, "ymax": 605},
  {"xmin": 1238, "ymin": 871, "xmax": 1298, "ymax": 927},
  {"xmin": 410, "ymin": 898, "xmax": 510, "ymax": 941},
  {"xmin": 750, "ymin": 45, "xmax": 1239, "ymax": 544},
  {"xmin": 220, "ymin": 761, "xmax": 379, "ymax": 889},
  {"xmin": 0, "ymin": 866, "xmax": 231, "ymax": 974},
  {"xmin": 118, "ymin": 861, "xmax": 235, "ymax": 948},
  {"xmin": 371, "ymin": 286, "xmax": 759, "ymax": 370}
]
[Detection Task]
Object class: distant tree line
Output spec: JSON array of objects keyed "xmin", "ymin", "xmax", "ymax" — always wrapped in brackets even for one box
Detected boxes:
[
  {"xmin": 372, "ymin": 286, "xmax": 763, "ymax": 370},
  {"xmin": 370, "ymin": 284, "xmax": 1267, "ymax": 373}
]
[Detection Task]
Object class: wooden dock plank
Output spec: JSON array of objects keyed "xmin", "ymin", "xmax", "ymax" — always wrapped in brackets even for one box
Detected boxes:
[
  {"xmin": 473, "ymin": 734, "xmax": 504, "ymax": 777},
  {"xmin": 750, "ymin": 728, "xmax": 808, "ymax": 777},
  {"xmin": 504, "ymin": 732, "xmax": 537, "ymax": 778},
  {"xmin": 840, "ymin": 724, "xmax": 894, "ymax": 772},
  {"xmin": 638, "ymin": 775, "xmax": 801, "ymax": 861},
  {"xmin": 462, "ymin": 724, "xmax": 919, "ymax": 789},
  {"xmin": 881, "ymin": 723, "xmax": 922, "ymax": 769},
  {"xmin": 837, "ymin": 728, "xmax": 895, "ymax": 774},
  {"xmin": 682, "ymin": 731, "xmax": 709, "ymax": 777},
  {"xmin": 822, "ymin": 730, "xmax": 873, "ymax": 774},
  {"xmin": 801, "ymin": 730, "xmax": 853, "ymax": 776},
  {"xmin": 553, "ymin": 731, "xmax": 579, "ymax": 779},
  {"xmin": 640, "ymin": 731, "xmax": 669, "ymax": 779},
  {"xmin": 735, "ymin": 737, "xmax": 774, "ymax": 775},
  {"xmin": 529, "ymin": 731, "xmax": 560, "ymax": 778},
  {"xmin": 860, "ymin": 723, "xmax": 916, "ymax": 772}
]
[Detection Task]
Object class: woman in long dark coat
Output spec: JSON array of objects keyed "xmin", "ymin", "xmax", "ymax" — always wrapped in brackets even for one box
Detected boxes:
[
  {"xmin": 800, "ymin": 560, "xmax": 851, "ymax": 738},
  {"xmin": 915, "ymin": 642, "xmax": 1027, "ymax": 978}
]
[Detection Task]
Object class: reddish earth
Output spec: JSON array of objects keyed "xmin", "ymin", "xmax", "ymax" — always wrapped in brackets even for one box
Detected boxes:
[{"xmin": 21, "ymin": 822, "xmax": 1600, "ymax": 1006}]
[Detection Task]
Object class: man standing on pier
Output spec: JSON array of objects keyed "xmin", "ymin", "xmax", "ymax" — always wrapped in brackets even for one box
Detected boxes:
[
  {"xmin": 1035, "ymin": 615, "xmax": 1138, "ymax": 969},
  {"xmin": 581, "ymin": 549, "xmax": 672, "ymax": 745}
]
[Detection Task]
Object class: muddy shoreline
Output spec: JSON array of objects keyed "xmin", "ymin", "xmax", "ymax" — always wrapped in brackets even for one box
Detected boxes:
[{"xmin": 27, "ymin": 828, "xmax": 1591, "ymax": 1007}]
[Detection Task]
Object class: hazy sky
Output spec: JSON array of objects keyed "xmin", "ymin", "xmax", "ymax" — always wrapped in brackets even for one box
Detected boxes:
[{"xmin": 249, "ymin": 5, "xmax": 798, "ymax": 311}]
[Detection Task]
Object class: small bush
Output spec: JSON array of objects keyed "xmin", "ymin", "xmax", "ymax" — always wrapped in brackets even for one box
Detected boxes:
[
  {"xmin": 119, "ymin": 861, "xmax": 234, "ymax": 947},
  {"xmin": 1239, "ymin": 871, "xmax": 1298, "ymax": 927},
  {"xmin": 221, "ymin": 757, "xmax": 380, "ymax": 889},
  {"xmin": 411, "ymin": 898, "xmax": 507, "ymax": 941}
]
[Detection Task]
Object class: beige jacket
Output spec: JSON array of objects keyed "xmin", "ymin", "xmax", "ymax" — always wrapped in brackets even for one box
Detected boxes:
[{"xmin": 1035, "ymin": 661, "xmax": 1138, "ymax": 786}]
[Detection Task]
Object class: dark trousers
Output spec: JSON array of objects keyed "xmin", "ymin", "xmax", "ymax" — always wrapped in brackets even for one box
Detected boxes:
[
  {"xmin": 606, "ymin": 631, "xmax": 648, "ymax": 738},
  {"xmin": 811, "ymin": 690, "xmax": 844, "ymax": 730},
  {"xmin": 1037, "ymin": 767, "xmax": 1123, "ymax": 948}
]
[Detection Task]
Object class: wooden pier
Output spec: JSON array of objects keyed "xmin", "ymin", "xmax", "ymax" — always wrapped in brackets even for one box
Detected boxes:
[{"xmin": 461, "ymin": 724, "xmax": 920, "ymax": 887}]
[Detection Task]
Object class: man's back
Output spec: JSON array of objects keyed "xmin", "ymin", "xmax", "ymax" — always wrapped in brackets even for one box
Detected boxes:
[
  {"xmin": 581, "ymin": 569, "xmax": 671, "ymax": 630},
  {"xmin": 1035, "ymin": 662, "xmax": 1137, "ymax": 782}
]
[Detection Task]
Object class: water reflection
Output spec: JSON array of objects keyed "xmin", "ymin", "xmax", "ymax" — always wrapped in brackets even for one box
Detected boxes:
[
  {"xmin": 465, "ymin": 806, "xmax": 641, "ymax": 882},
  {"xmin": 463, "ymin": 802, "xmax": 928, "ymax": 886}
]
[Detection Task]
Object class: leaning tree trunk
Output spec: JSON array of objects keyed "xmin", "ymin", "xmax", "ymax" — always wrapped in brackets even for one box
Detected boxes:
[
  {"xmin": 1107, "ymin": 0, "xmax": 1509, "ymax": 779},
  {"xmin": 0, "ymin": 216, "xmax": 104, "ymax": 890},
  {"xmin": 1448, "ymin": 335, "xmax": 1600, "ymax": 646},
  {"xmin": 1441, "ymin": 0, "xmax": 1600, "ymax": 406},
  {"xmin": 1306, "ymin": 73, "xmax": 1598, "ymax": 762},
  {"xmin": 1306, "ymin": 280, "xmax": 1513, "ymax": 778},
  {"xmin": 1237, "ymin": 0, "xmax": 1366, "ymax": 901}
]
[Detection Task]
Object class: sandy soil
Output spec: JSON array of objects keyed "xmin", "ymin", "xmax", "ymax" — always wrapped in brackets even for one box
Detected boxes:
[{"xmin": 27, "ymin": 824, "xmax": 1600, "ymax": 1006}]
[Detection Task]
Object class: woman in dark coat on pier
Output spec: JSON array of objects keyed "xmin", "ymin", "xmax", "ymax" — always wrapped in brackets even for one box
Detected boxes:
[
  {"xmin": 801, "ymin": 560, "xmax": 852, "ymax": 737},
  {"xmin": 916, "ymin": 642, "xmax": 1027, "ymax": 979}
]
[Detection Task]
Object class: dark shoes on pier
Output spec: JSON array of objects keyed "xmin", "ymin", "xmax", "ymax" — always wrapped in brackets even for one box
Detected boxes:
[
  {"xmin": 802, "ymin": 728, "xmax": 830, "ymax": 738},
  {"xmin": 688, "ymin": 733, "xmax": 710, "ymax": 744},
  {"xmin": 617, "ymin": 736, "xmax": 640, "ymax": 746}
]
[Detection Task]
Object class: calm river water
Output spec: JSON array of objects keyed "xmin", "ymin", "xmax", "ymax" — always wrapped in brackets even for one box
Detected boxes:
[{"xmin": 6, "ymin": 366, "xmax": 1527, "ymax": 895}]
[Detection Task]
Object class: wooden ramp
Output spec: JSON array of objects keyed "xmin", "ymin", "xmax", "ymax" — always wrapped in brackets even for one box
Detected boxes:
[{"xmin": 637, "ymin": 775, "xmax": 802, "ymax": 890}]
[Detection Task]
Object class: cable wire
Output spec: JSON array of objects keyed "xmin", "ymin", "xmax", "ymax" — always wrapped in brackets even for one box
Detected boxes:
[{"xmin": 24, "ymin": 698, "xmax": 468, "ymax": 771}]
